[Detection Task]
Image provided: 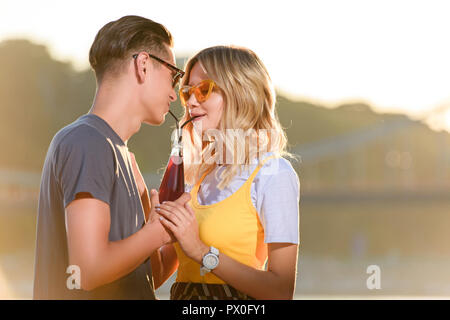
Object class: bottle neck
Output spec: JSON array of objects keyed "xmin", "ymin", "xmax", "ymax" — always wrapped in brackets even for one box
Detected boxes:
[
  {"xmin": 171, "ymin": 128, "xmax": 183, "ymax": 156},
  {"xmin": 171, "ymin": 143, "xmax": 182, "ymax": 156}
]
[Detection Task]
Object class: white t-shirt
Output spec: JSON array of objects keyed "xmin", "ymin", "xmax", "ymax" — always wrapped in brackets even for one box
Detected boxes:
[{"xmin": 186, "ymin": 152, "xmax": 300, "ymax": 244}]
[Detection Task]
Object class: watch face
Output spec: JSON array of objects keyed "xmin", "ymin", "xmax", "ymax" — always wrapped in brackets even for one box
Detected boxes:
[{"xmin": 204, "ymin": 254, "xmax": 219, "ymax": 269}]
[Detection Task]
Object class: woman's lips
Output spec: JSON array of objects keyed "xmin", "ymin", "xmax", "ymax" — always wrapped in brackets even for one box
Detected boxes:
[{"xmin": 192, "ymin": 115, "xmax": 206, "ymax": 121}]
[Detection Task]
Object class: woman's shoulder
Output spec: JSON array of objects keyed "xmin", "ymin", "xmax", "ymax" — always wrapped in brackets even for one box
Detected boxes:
[
  {"xmin": 253, "ymin": 153, "xmax": 300, "ymax": 194},
  {"xmin": 259, "ymin": 153, "xmax": 299, "ymax": 177}
]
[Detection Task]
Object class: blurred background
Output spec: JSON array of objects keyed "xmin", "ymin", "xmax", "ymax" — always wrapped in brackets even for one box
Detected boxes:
[{"xmin": 2, "ymin": 0, "xmax": 450, "ymax": 299}]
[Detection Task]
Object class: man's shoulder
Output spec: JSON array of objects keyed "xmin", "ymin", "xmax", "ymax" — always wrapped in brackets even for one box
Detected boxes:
[
  {"xmin": 53, "ymin": 118, "xmax": 112, "ymax": 152},
  {"xmin": 45, "ymin": 118, "xmax": 118, "ymax": 173},
  {"xmin": 47, "ymin": 117, "xmax": 118, "ymax": 182}
]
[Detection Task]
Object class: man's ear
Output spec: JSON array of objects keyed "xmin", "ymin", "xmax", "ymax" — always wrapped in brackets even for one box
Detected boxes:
[{"xmin": 134, "ymin": 53, "xmax": 148, "ymax": 83}]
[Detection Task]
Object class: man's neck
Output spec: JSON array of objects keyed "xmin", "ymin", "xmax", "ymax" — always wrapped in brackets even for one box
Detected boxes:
[{"xmin": 89, "ymin": 80, "xmax": 142, "ymax": 144}]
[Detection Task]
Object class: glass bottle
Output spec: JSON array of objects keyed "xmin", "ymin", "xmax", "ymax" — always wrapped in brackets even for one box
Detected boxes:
[{"xmin": 158, "ymin": 128, "xmax": 185, "ymax": 203}]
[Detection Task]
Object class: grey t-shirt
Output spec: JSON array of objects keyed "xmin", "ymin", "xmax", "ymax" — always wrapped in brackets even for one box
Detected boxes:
[{"xmin": 33, "ymin": 113, "xmax": 155, "ymax": 299}]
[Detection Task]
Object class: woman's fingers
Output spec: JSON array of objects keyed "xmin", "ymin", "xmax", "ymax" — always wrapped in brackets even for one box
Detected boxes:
[
  {"xmin": 184, "ymin": 203, "xmax": 196, "ymax": 218},
  {"xmin": 159, "ymin": 215, "xmax": 177, "ymax": 234},
  {"xmin": 157, "ymin": 206, "xmax": 183, "ymax": 226},
  {"xmin": 160, "ymin": 201, "xmax": 191, "ymax": 221},
  {"xmin": 159, "ymin": 201, "xmax": 202, "ymax": 262}
]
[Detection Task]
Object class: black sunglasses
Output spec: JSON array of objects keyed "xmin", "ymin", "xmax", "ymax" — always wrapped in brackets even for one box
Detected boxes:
[{"xmin": 132, "ymin": 52, "xmax": 185, "ymax": 88}]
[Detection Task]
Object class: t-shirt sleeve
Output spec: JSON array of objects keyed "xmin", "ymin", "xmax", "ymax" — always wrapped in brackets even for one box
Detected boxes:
[
  {"xmin": 258, "ymin": 165, "xmax": 300, "ymax": 244},
  {"xmin": 55, "ymin": 129, "xmax": 116, "ymax": 208}
]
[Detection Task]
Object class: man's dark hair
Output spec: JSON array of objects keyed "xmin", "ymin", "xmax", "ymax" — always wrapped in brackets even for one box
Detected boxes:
[{"xmin": 89, "ymin": 15, "xmax": 173, "ymax": 82}]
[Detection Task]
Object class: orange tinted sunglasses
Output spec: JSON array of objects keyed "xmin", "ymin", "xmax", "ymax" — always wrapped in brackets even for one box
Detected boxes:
[{"xmin": 179, "ymin": 79, "xmax": 219, "ymax": 106}]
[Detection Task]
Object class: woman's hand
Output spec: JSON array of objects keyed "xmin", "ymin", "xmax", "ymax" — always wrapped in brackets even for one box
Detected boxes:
[{"xmin": 157, "ymin": 201, "xmax": 209, "ymax": 263}]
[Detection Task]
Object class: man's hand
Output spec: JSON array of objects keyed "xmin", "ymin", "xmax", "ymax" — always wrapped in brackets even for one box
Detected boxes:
[
  {"xmin": 129, "ymin": 151, "xmax": 146, "ymax": 197},
  {"xmin": 65, "ymin": 194, "xmax": 177, "ymax": 291},
  {"xmin": 148, "ymin": 189, "xmax": 162, "ymax": 224}
]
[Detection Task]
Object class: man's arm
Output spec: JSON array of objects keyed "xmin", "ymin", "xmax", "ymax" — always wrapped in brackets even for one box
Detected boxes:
[
  {"xmin": 142, "ymin": 191, "xmax": 180, "ymax": 289},
  {"xmin": 150, "ymin": 244, "xmax": 179, "ymax": 289},
  {"xmin": 129, "ymin": 152, "xmax": 181, "ymax": 289},
  {"xmin": 65, "ymin": 194, "xmax": 169, "ymax": 291}
]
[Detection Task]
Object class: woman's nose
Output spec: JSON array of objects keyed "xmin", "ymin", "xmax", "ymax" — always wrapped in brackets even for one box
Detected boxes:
[{"xmin": 186, "ymin": 92, "xmax": 199, "ymax": 107}]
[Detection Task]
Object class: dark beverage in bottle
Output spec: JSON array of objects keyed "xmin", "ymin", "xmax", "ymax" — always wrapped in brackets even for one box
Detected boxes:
[{"xmin": 158, "ymin": 128, "xmax": 185, "ymax": 203}]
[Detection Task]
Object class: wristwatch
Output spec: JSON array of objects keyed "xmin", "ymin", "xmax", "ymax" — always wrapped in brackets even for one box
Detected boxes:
[{"xmin": 200, "ymin": 246, "xmax": 220, "ymax": 276}]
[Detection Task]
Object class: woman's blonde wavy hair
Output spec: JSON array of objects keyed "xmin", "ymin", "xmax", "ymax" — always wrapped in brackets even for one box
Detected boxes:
[{"xmin": 180, "ymin": 45, "xmax": 294, "ymax": 189}]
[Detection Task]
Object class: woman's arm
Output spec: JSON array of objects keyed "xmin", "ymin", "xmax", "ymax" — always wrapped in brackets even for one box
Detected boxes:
[
  {"xmin": 158, "ymin": 201, "xmax": 298, "ymax": 299},
  {"xmin": 192, "ymin": 241, "xmax": 298, "ymax": 299}
]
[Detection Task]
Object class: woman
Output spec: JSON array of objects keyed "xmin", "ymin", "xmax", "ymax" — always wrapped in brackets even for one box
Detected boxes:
[{"xmin": 155, "ymin": 45, "xmax": 300, "ymax": 300}]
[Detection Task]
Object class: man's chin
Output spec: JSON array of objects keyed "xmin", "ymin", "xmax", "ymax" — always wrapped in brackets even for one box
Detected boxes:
[
  {"xmin": 143, "ymin": 114, "xmax": 166, "ymax": 126},
  {"xmin": 143, "ymin": 118, "xmax": 166, "ymax": 127}
]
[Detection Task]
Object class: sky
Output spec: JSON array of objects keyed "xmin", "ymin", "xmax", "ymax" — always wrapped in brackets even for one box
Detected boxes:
[{"xmin": 2, "ymin": 0, "xmax": 450, "ymax": 130}]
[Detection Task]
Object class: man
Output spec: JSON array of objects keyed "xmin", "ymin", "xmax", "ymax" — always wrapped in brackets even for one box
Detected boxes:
[{"xmin": 33, "ymin": 15, "xmax": 189, "ymax": 299}]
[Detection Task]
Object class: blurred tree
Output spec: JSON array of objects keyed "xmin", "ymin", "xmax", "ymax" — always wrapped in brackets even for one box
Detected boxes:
[
  {"xmin": 1, "ymin": 39, "xmax": 449, "ymax": 193},
  {"xmin": 0, "ymin": 39, "xmax": 95, "ymax": 170}
]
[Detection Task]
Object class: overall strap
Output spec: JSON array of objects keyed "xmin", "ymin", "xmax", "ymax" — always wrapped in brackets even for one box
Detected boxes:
[{"xmin": 245, "ymin": 154, "xmax": 279, "ymax": 186}]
